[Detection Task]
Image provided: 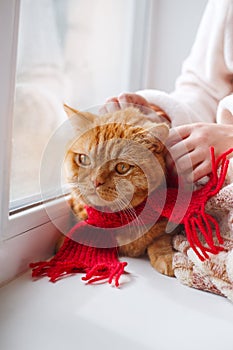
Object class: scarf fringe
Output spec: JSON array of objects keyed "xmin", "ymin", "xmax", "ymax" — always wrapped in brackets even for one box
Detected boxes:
[
  {"xmin": 30, "ymin": 260, "xmax": 88, "ymax": 283},
  {"xmin": 183, "ymin": 147, "xmax": 233, "ymax": 261},
  {"xmin": 82, "ymin": 261, "xmax": 128, "ymax": 287},
  {"xmin": 30, "ymin": 260, "xmax": 127, "ymax": 286}
]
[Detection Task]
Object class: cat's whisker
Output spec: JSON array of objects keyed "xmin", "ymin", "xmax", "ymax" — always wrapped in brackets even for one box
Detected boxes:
[
  {"xmin": 120, "ymin": 193, "xmax": 149, "ymax": 238},
  {"xmin": 115, "ymin": 201, "xmax": 137, "ymax": 240},
  {"xmin": 68, "ymin": 181, "xmax": 92, "ymax": 205},
  {"xmin": 115, "ymin": 195, "xmax": 144, "ymax": 240},
  {"xmin": 67, "ymin": 182, "xmax": 81, "ymax": 190},
  {"xmin": 78, "ymin": 186, "xmax": 90, "ymax": 201},
  {"xmin": 71, "ymin": 182, "xmax": 92, "ymax": 198}
]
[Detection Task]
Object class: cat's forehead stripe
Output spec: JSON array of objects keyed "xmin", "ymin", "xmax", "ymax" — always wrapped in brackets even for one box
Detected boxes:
[
  {"xmin": 71, "ymin": 122, "xmax": 150, "ymax": 158},
  {"xmin": 86, "ymin": 124, "xmax": 126, "ymax": 160},
  {"xmin": 85, "ymin": 124, "xmax": 129, "ymax": 147}
]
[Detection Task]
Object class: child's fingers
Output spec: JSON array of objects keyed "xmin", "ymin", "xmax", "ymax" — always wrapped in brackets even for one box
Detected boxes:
[
  {"xmin": 175, "ymin": 150, "xmax": 200, "ymax": 174},
  {"xmin": 118, "ymin": 93, "xmax": 134, "ymax": 109},
  {"xmin": 100, "ymin": 93, "xmax": 150, "ymax": 114},
  {"xmin": 118, "ymin": 93, "xmax": 150, "ymax": 112},
  {"xmin": 186, "ymin": 160, "xmax": 211, "ymax": 183},
  {"xmin": 166, "ymin": 125, "xmax": 192, "ymax": 147},
  {"xmin": 168, "ymin": 145, "xmax": 211, "ymax": 183},
  {"xmin": 99, "ymin": 97, "xmax": 120, "ymax": 114},
  {"xmin": 168, "ymin": 140, "xmax": 194, "ymax": 162}
]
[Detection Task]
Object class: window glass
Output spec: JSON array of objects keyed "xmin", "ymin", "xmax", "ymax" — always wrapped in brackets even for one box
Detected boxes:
[{"xmin": 10, "ymin": 0, "xmax": 135, "ymax": 210}]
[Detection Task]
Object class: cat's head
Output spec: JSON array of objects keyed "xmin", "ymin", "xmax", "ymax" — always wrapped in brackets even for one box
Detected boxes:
[{"xmin": 64, "ymin": 105, "xmax": 169, "ymax": 211}]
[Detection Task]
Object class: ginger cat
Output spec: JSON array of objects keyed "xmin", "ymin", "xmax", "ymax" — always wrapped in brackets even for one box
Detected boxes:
[{"xmin": 63, "ymin": 105, "xmax": 176, "ymax": 276}]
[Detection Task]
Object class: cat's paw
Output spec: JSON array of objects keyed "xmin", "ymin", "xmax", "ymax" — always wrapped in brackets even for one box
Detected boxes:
[
  {"xmin": 147, "ymin": 234, "xmax": 175, "ymax": 276},
  {"xmin": 150, "ymin": 253, "xmax": 175, "ymax": 277},
  {"xmin": 118, "ymin": 242, "xmax": 146, "ymax": 257}
]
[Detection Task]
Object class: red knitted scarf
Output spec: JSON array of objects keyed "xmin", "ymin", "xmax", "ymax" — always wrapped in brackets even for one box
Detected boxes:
[{"xmin": 30, "ymin": 147, "xmax": 233, "ymax": 286}]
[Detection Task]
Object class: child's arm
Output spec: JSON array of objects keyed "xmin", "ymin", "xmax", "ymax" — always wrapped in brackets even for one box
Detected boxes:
[
  {"xmin": 136, "ymin": 0, "xmax": 233, "ymax": 127},
  {"xmin": 101, "ymin": 2, "xmax": 233, "ymax": 127}
]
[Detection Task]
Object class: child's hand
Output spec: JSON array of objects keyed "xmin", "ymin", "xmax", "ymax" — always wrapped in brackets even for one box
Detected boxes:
[
  {"xmin": 166, "ymin": 122, "xmax": 233, "ymax": 183},
  {"xmin": 100, "ymin": 93, "xmax": 151, "ymax": 114}
]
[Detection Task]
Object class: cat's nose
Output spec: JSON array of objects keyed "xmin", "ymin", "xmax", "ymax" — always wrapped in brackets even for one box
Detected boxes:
[{"xmin": 93, "ymin": 178, "xmax": 104, "ymax": 188}]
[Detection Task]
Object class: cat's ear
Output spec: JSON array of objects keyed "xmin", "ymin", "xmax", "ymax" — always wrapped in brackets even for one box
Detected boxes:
[
  {"xmin": 147, "ymin": 123, "xmax": 169, "ymax": 153},
  {"xmin": 148, "ymin": 123, "xmax": 169, "ymax": 142},
  {"xmin": 64, "ymin": 104, "xmax": 94, "ymax": 132},
  {"xmin": 64, "ymin": 104, "xmax": 79, "ymax": 118}
]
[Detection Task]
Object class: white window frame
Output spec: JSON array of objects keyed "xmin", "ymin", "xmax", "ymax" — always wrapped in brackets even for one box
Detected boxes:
[
  {"xmin": 0, "ymin": 0, "xmax": 68, "ymax": 240},
  {"xmin": 0, "ymin": 0, "xmax": 20, "ymax": 239},
  {"xmin": 0, "ymin": 0, "xmax": 152, "ymax": 285}
]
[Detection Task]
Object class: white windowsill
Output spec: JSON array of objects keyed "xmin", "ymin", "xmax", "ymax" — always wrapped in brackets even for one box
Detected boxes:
[
  {"xmin": 0, "ymin": 195, "xmax": 70, "ymax": 285},
  {"xmin": 0, "ymin": 221, "xmax": 60, "ymax": 286},
  {"xmin": 5, "ymin": 195, "xmax": 70, "ymax": 240},
  {"xmin": 0, "ymin": 257, "xmax": 233, "ymax": 350}
]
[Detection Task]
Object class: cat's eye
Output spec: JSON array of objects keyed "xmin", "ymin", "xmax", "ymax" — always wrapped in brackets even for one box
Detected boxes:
[
  {"xmin": 76, "ymin": 153, "xmax": 91, "ymax": 166},
  {"xmin": 115, "ymin": 162, "xmax": 131, "ymax": 175}
]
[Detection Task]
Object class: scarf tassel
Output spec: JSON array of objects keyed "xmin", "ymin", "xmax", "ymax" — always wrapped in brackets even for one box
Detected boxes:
[
  {"xmin": 182, "ymin": 147, "xmax": 233, "ymax": 261},
  {"xmin": 30, "ymin": 260, "xmax": 127, "ymax": 286},
  {"xmin": 82, "ymin": 261, "xmax": 128, "ymax": 287}
]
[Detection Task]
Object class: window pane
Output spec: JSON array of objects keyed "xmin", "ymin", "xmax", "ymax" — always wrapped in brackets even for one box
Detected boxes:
[{"xmin": 10, "ymin": 0, "xmax": 135, "ymax": 209}]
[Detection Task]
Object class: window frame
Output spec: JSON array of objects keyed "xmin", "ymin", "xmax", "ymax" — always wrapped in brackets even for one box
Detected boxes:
[
  {"xmin": 0, "ymin": 0, "xmax": 20, "ymax": 239},
  {"xmin": 0, "ymin": 0, "xmax": 62, "ymax": 240}
]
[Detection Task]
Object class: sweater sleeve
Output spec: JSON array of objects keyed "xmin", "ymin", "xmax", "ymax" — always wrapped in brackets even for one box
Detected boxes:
[{"xmin": 137, "ymin": 0, "xmax": 233, "ymax": 126}]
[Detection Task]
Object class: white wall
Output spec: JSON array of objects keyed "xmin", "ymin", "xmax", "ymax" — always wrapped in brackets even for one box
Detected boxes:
[{"xmin": 144, "ymin": 0, "xmax": 208, "ymax": 92}]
